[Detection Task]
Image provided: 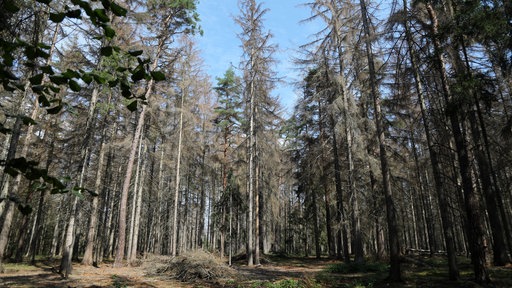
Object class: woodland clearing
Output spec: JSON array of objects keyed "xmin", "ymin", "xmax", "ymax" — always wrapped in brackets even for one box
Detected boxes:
[{"xmin": 0, "ymin": 254, "xmax": 511, "ymax": 288}]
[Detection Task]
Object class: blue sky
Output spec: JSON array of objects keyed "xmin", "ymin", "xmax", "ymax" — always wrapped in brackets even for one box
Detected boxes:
[{"xmin": 196, "ymin": 1, "xmax": 321, "ymax": 115}]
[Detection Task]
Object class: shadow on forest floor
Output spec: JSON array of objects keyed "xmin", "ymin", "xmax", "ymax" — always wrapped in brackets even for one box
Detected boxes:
[{"xmin": 1, "ymin": 255, "xmax": 511, "ymax": 288}]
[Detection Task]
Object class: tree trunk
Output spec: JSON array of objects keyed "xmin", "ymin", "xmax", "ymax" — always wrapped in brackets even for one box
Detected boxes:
[
  {"xmin": 172, "ymin": 89, "xmax": 185, "ymax": 257},
  {"xmin": 426, "ymin": 3, "xmax": 490, "ymax": 283},
  {"xmin": 82, "ymin": 126, "xmax": 108, "ymax": 265},
  {"xmin": 247, "ymin": 55, "xmax": 256, "ymax": 266},
  {"xmin": 130, "ymin": 144, "xmax": 146, "ymax": 262},
  {"xmin": 402, "ymin": 0, "xmax": 459, "ymax": 279},
  {"xmin": 128, "ymin": 130, "xmax": 144, "ymax": 260},
  {"xmin": 331, "ymin": 123, "xmax": 350, "ymax": 262},
  {"xmin": 359, "ymin": 0, "xmax": 402, "ymax": 281},
  {"xmin": 114, "ymin": 105, "xmax": 147, "ymax": 267},
  {"xmin": 0, "ymin": 116, "xmax": 23, "ymax": 273}
]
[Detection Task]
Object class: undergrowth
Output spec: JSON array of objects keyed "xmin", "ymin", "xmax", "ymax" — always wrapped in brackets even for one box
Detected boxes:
[{"xmin": 327, "ymin": 262, "xmax": 388, "ymax": 274}]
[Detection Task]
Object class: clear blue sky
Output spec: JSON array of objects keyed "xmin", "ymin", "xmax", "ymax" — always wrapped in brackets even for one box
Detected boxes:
[{"xmin": 196, "ymin": 1, "xmax": 321, "ymax": 115}]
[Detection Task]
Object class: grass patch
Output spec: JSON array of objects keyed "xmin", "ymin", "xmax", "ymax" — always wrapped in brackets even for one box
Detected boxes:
[
  {"xmin": 111, "ymin": 275, "xmax": 129, "ymax": 288},
  {"xmin": 247, "ymin": 278, "xmax": 321, "ymax": 288},
  {"xmin": 327, "ymin": 262, "xmax": 388, "ymax": 274},
  {"xmin": 2, "ymin": 263, "xmax": 40, "ymax": 272}
]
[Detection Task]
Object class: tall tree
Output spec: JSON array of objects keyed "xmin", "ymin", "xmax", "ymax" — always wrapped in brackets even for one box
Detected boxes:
[
  {"xmin": 114, "ymin": 0, "xmax": 200, "ymax": 266},
  {"xmin": 236, "ymin": 0, "xmax": 277, "ymax": 266}
]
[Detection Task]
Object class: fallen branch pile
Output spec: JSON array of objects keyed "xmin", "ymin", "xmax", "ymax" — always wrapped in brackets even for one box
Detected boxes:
[{"xmin": 144, "ymin": 251, "xmax": 236, "ymax": 283}]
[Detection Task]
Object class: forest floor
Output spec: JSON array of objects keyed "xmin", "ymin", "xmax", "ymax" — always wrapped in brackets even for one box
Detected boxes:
[{"xmin": 0, "ymin": 253, "xmax": 511, "ymax": 288}]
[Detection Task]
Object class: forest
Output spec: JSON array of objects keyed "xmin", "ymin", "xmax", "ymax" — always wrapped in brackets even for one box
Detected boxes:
[{"xmin": 0, "ymin": 0, "xmax": 511, "ymax": 287}]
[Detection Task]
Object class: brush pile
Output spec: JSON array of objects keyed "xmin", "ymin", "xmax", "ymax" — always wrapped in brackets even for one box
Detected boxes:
[{"xmin": 144, "ymin": 251, "xmax": 236, "ymax": 283}]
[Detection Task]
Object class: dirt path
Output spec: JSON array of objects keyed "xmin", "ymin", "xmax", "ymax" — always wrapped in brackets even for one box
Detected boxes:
[
  {"xmin": 234, "ymin": 258, "xmax": 330, "ymax": 282},
  {"xmin": 0, "ymin": 263, "xmax": 187, "ymax": 288}
]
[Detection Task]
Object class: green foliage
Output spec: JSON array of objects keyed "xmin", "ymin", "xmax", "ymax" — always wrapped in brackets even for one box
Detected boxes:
[
  {"xmin": 249, "ymin": 279, "xmax": 321, "ymax": 288},
  {"xmin": 146, "ymin": 0, "xmax": 202, "ymax": 35},
  {"xmin": 0, "ymin": 0, "xmax": 170, "ymax": 213},
  {"xmin": 213, "ymin": 67, "xmax": 242, "ymax": 131},
  {"xmin": 327, "ymin": 262, "xmax": 388, "ymax": 274}
]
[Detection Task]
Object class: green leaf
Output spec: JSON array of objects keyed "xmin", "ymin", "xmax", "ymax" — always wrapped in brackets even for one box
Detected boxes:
[
  {"xmin": 32, "ymin": 85, "xmax": 45, "ymax": 94},
  {"xmin": 131, "ymin": 65, "xmax": 146, "ymax": 82},
  {"xmin": 0, "ymin": 125, "xmax": 11, "ymax": 134},
  {"xmin": 21, "ymin": 116, "xmax": 37, "ymax": 126},
  {"xmin": 18, "ymin": 204, "xmax": 33, "ymax": 215},
  {"xmin": 71, "ymin": 187, "xmax": 85, "ymax": 198},
  {"xmin": 38, "ymin": 95, "xmax": 50, "ymax": 107},
  {"xmin": 101, "ymin": 0, "xmax": 110, "ymax": 9},
  {"xmin": 110, "ymin": 2, "xmax": 127, "ymax": 16},
  {"xmin": 29, "ymin": 73, "xmax": 44, "ymax": 85},
  {"xmin": 108, "ymin": 79, "xmax": 119, "ymax": 87},
  {"xmin": 4, "ymin": 166, "xmax": 19, "ymax": 177},
  {"xmin": 49, "ymin": 12, "xmax": 66, "ymax": 23},
  {"xmin": 100, "ymin": 46, "xmax": 113, "ymax": 56},
  {"xmin": 49, "ymin": 75, "xmax": 67, "ymax": 85},
  {"xmin": 69, "ymin": 79, "xmax": 81, "ymax": 92},
  {"xmin": 25, "ymin": 47, "xmax": 36, "ymax": 60},
  {"xmin": 128, "ymin": 50, "xmax": 143, "ymax": 57},
  {"xmin": 93, "ymin": 9, "xmax": 110, "ymax": 22},
  {"xmin": 35, "ymin": 48, "xmax": 49, "ymax": 59},
  {"xmin": 121, "ymin": 82, "xmax": 131, "ymax": 98},
  {"xmin": 45, "ymin": 175, "xmax": 66, "ymax": 190},
  {"xmin": 92, "ymin": 73, "xmax": 107, "ymax": 84},
  {"xmin": 126, "ymin": 100, "xmax": 137, "ymax": 111},
  {"xmin": 4, "ymin": 0, "xmax": 20, "ymax": 13},
  {"xmin": 103, "ymin": 25, "xmax": 116, "ymax": 38},
  {"xmin": 49, "ymin": 85, "xmax": 60, "ymax": 93},
  {"xmin": 81, "ymin": 73, "xmax": 93, "ymax": 84},
  {"xmin": 25, "ymin": 167, "xmax": 45, "ymax": 180},
  {"xmin": 62, "ymin": 69, "xmax": 80, "ymax": 79},
  {"xmin": 37, "ymin": 43, "xmax": 51, "ymax": 49},
  {"xmin": 66, "ymin": 9, "xmax": 82, "ymax": 19},
  {"xmin": 150, "ymin": 71, "xmax": 166, "ymax": 81},
  {"xmin": 41, "ymin": 65, "xmax": 54, "ymax": 75},
  {"xmin": 6, "ymin": 157, "xmax": 28, "ymax": 173},
  {"xmin": 47, "ymin": 105, "xmax": 63, "ymax": 115}
]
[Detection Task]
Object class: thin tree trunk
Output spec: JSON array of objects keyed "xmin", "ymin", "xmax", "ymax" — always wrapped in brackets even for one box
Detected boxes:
[
  {"xmin": 247, "ymin": 53, "xmax": 256, "ymax": 266},
  {"xmin": 82, "ymin": 126, "xmax": 108, "ymax": 265},
  {"xmin": 60, "ymin": 145, "xmax": 90, "ymax": 278},
  {"xmin": 255, "ymin": 161, "xmax": 260, "ymax": 265},
  {"xmin": 172, "ymin": 88, "xmax": 185, "ymax": 257},
  {"xmin": 130, "ymin": 144, "xmax": 146, "ymax": 262}
]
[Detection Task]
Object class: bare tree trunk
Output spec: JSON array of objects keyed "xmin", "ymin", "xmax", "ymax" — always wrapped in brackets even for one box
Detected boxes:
[
  {"xmin": 130, "ymin": 144, "xmax": 146, "ymax": 262},
  {"xmin": 359, "ymin": 0, "xmax": 401, "ymax": 281},
  {"xmin": 247, "ymin": 55, "xmax": 256, "ymax": 266},
  {"xmin": 128, "ymin": 131, "xmax": 144, "ymax": 260},
  {"xmin": 198, "ymin": 144, "xmax": 206, "ymax": 249},
  {"xmin": 0, "ymin": 116, "xmax": 23, "ymax": 273},
  {"xmin": 255, "ymin": 161, "xmax": 260, "ymax": 265},
  {"xmin": 82, "ymin": 127, "xmax": 108, "ymax": 265},
  {"xmin": 172, "ymin": 88, "xmax": 185, "ymax": 257},
  {"xmin": 60, "ymin": 144, "xmax": 90, "ymax": 278},
  {"xmin": 114, "ymin": 105, "xmax": 147, "ymax": 267}
]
